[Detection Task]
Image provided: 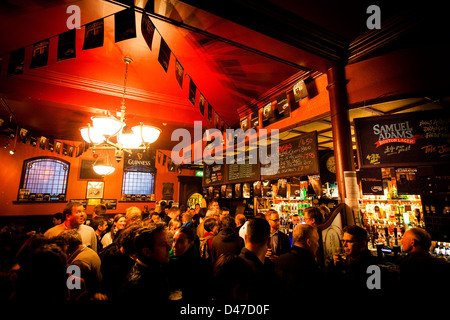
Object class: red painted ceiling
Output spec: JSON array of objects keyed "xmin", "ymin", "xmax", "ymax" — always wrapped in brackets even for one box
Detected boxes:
[{"xmin": 0, "ymin": 0, "xmax": 445, "ymax": 150}]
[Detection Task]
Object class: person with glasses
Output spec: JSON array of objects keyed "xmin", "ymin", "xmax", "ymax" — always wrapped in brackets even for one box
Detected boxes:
[
  {"xmin": 265, "ymin": 209, "xmax": 291, "ymax": 263},
  {"xmin": 327, "ymin": 225, "xmax": 377, "ymax": 297},
  {"xmin": 303, "ymin": 206, "xmax": 324, "ymax": 227}
]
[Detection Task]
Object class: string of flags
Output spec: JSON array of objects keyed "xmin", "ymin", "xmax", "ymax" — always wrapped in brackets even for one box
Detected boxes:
[
  {"xmin": 0, "ymin": 7, "xmax": 229, "ymax": 133},
  {"xmin": 1, "ymin": 124, "xmax": 87, "ymax": 157}
]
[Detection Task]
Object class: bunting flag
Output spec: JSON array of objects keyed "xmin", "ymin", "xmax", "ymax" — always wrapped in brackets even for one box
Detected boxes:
[
  {"xmin": 207, "ymin": 103, "xmax": 212, "ymax": 123},
  {"xmin": 48, "ymin": 139, "xmax": 54, "ymax": 152},
  {"xmin": 175, "ymin": 59, "xmax": 184, "ymax": 88},
  {"xmin": 276, "ymin": 92, "xmax": 289, "ymax": 115},
  {"xmin": 188, "ymin": 78, "xmax": 197, "ymax": 106},
  {"xmin": 83, "ymin": 19, "xmax": 104, "ymax": 50},
  {"xmin": 262, "ymin": 102, "xmax": 273, "ymax": 122},
  {"xmin": 62, "ymin": 143, "xmax": 68, "ymax": 156},
  {"xmin": 293, "ymin": 79, "xmax": 308, "ymax": 102},
  {"xmin": 57, "ymin": 29, "xmax": 76, "ymax": 61},
  {"xmin": 30, "ymin": 136, "xmax": 37, "ymax": 147},
  {"xmin": 141, "ymin": 12, "xmax": 155, "ymax": 50},
  {"xmin": 19, "ymin": 128, "xmax": 28, "ymax": 143},
  {"xmin": 199, "ymin": 93, "xmax": 206, "ymax": 116},
  {"xmin": 158, "ymin": 38, "xmax": 171, "ymax": 72},
  {"xmin": 214, "ymin": 111, "xmax": 220, "ymax": 129},
  {"xmin": 55, "ymin": 141, "xmax": 61, "ymax": 154},
  {"xmin": 30, "ymin": 39, "xmax": 49, "ymax": 69},
  {"xmin": 39, "ymin": 136, "xmax": 46, "ymax": 150},
  {"xmin": 250, "ymin": 111, "xmax": 259, "ymax": 129},
  {"xmin": 114, "ymin": 8, "xmax": 136, "ymax": 43},
  {"xmin": 7, "ymin": 47, "xmax": 25, "ymax": 76}
]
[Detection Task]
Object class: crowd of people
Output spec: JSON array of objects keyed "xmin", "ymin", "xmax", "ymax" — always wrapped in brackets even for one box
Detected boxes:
[{"xmin": 1, "ymin": 200, "xmax": 449, "ymax": 307}]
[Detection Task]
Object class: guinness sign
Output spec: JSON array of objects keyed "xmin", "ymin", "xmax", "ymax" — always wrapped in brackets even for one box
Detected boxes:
[{"xmin": 124, "ymin": 150, "xmax": 155, "ymax": 171}]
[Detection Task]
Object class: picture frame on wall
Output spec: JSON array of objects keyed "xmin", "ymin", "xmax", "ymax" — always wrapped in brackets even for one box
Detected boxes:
[{"xmin": 86, "ymin": 181, "xmax": 104, "ymax": 199}]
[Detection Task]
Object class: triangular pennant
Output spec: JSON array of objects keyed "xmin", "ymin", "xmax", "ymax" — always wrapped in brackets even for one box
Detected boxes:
[
  {"xmin": 158, "ymin": 38, "xmax": 171, "ymax": 72},
  {"xmin": 57, "ymin": 29, "xmax": 76, "ymax": 61},
  {"xmin": 30, "ymin": 39, "xmax": 49, "ymax": 69},
  {"xmin": 82, "ymin": 18, "xmax": 104, "ymax": 50},
  {"xmin": 114, "ymin": 8, "xmax": 137, "ymax": 43}
]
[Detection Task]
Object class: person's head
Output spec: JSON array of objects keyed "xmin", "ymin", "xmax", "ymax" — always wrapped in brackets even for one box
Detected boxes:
[
  {"xmin": 93, "ymin": 204, "xmax": 107, "ymax": 218},
  {"xmin": 151, "ymin": 212, "xmax": 161, "ymax": 224},
  {"xmin": 134, "ymin": 224, "xmax": 170, "ymax": 265},
  {"xmin": 116, "ymin": 224, "xmax": 141, "ymax": 256},
  {"xmin": 291, "ymin": 214, "xmax": 300, "ymax": 226},
  {"xmin": 194, "ymin": 203, "xmax": 201, "ymax": 213},
  {"xmin": 52, "ymin": 212, "xmax": 62, "ymax": 226},
  {"xmin": 168, "ymin": 219, "xmax": 182, "ymax": 234},
  {"xmin": 235, "ymin": 214, "xmax": 246, "ymax": 228},
  {"xmin": 56, "ymin": 229, "xmax": 83, "ymax": 255},
  {"xmin": 204, "ymin": 217, "xmax": 219, "ymax": 234},
  {"xmin": 181, "ymin": 212, "xmax": 192, "ymax": 224},
  {"xmin": 212, "ymin": 253, "xmax": 252, "ymax": 301},
  {"xmin": 126, "ymin": 206, "xmax": 142, "ymax": 226},
  {"xmin": 208, "ymin": 200, "xmax": 220, "ymax": 213},
  {"xmin": 168, "ymin": 207, "xmax": 181, "ymax": 220},
  {"xmin": 220, "ymin": 207, "xmax": 230, "ymax": 216},
  {"xmin": 220, "ymin": 215, "xmax": 236, "ymax": 231},
  {"xmin": 267, "ymin": 209, "xmax": 280, "ymax": 232},
  {"xmin": 293, "ymin": 224, "xmax": 319, "ymax": 255},
  {"xmin": 62, "ymin": 202, "xmax": 85, "ymax": 229},
  {"xmin": 205, "ymin": 209, "xmax": 219, "ymax": 219},
  {"xmin": 172, "ymin": 227, "xmax": 195, "ymax": 257},
  {"xmin": 245, "ymin": 218, "xmax": 270, "ymax": 248},
  {"xmin": 342, "ymin": 225, "xmax": 368, "ymax": 258},
  {"xmin": 304, "ymin": 207, "xmax": 324, "ymax": 226},
  {"xmin": 14, "ymin": 243, "xmax": 68, "ymax": 302},
  {"xmin": 91, "ymin": 216, "xmax": 108, "ymax": 236},
  {"xmin": 112, "ymin": 214, "xmax": 127, "ymax": 232},
  {"xmin": 401, "ymin": 228, "xmax": 431, "ymax": 253}
]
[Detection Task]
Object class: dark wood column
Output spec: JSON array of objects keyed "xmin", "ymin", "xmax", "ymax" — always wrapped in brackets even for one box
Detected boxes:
[{"xmin": 327, "ymin": 65, "xmax": 355, "ymax": 224}]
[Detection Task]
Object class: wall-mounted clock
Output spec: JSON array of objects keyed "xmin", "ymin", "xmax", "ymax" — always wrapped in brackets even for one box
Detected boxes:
[{"xmin": 326, "ymin": 154, "xmax": 336, "ymax": 174}]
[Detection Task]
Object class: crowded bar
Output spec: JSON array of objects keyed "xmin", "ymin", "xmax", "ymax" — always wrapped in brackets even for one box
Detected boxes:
[{"xmin": 0, "ymin": 0, "xmax": 449, "ymax": 312}]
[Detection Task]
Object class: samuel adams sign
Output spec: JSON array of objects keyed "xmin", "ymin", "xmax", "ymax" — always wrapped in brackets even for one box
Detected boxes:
[{"xmin": 354, "ymin": 110, "xmax": 450, "ymax": 168}]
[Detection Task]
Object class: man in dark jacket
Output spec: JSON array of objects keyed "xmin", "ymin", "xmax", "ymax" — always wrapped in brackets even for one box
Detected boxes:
[
  {"xmin": 120, "ymin": 224, "xmax": 172, "ymax": 302},
  {"xmin": 274, "ymin": 224, "xmax": 323, "ymax": 300},
  {"xmin": 266, "ymin": 210, "xmax": 291, "ymax": 263},
  {"xmin": 210, "ymin": 215, "xmax": 244, "ymax": 266},
  {"xmin": 327, "ymin": 225, "xmax": 377, "ymax": 299},
  {"xmin": 239, "ymin": 218, "xmax": 276, "ymax": 301}
]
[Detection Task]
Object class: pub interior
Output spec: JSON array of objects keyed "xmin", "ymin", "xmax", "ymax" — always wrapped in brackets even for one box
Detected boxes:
[{"xmin": 0, "ymin": 0, "xmax": 449, "ymax": 311}]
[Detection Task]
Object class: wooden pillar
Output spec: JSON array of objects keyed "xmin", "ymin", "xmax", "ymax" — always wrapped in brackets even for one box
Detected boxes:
[{"xmin": 326, "ymin": 65, "xmax": 355, "ymax": 224}]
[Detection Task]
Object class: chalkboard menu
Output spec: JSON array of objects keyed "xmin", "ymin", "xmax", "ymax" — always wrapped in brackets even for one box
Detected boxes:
[
  {"xmin": 203, "ymin": 163, "xmax": 226, "ymax": 186},
  {"xmin": 261, "ymin": 131, "xmax": 319, "ymax": 179},
  {"xmin": 227, "ymin": 151, "xmax": 260, "ymax": 183},
  {"xmin": 354, "ymin": 110, "xmax": 450, "ymax": 168}
]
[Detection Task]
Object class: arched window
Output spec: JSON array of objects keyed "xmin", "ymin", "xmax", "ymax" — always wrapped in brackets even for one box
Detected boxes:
[
  {"xmin": 122, "ymin": 165, "xmax": 155, "ymax": 197},
  {"xmin": 18, "ymin": 157, "xmax": 70, "ymax": 201}
]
